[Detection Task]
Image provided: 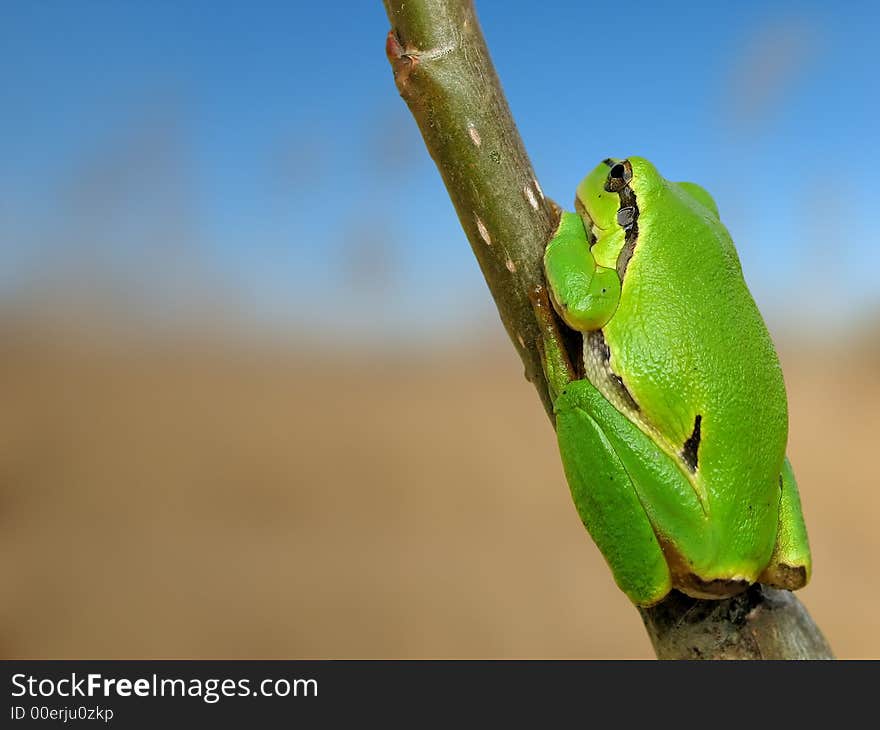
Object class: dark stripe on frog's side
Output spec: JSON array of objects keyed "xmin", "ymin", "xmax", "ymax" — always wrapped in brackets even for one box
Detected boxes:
[
  {"xmin": 589, "ymin": 329, "xmax": 706, "ymax": 478},
  {"xmin": 585, "ymin": 329, "xmax": 640, "ymax": 413},
  {"xmin": 680, "ymin": 414, "xmax": 702, "ymax": 473}
]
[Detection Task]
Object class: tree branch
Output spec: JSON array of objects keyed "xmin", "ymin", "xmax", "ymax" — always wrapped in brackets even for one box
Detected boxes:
[
  {"xmin": 384, "ymin": 0, "xmax": 558, "ymax": 417},
  {"xmin": 382, "ymin": 0, "xmax": 833, "ymax": 660},
  {"xmin": 639, "ymin": 585, "xmax": 832, "ymax": 659}
]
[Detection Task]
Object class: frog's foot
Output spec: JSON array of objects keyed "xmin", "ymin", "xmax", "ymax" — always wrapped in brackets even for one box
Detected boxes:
[
  {"xmin": 758, "ymin": 457, "xmax": 811, "ymax": 591},
  {"xmin": 762, "ymin": 564, "xmax": 808, "ymax": 592}
]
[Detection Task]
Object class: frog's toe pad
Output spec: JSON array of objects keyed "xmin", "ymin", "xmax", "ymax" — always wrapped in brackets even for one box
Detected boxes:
[{"xmin": 759, "ymin": 563, "xmax": 809, "ymax": 591}]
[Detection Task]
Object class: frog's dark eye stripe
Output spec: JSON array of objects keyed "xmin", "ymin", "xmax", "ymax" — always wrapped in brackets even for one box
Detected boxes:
[
  {"xmin": 599, "ymin": 157, "xmax": 639, "ymax": 279},
  {"xmin": 602, "ymin": 158, "xmax": 615, "ymax": 167},
  {"xmin": 616, "ymin": 206, "xmax": 636, "ymax": 228},
  {"xmin": 604, "ymin": 159, "xmax": 633, "ymax": 192}
]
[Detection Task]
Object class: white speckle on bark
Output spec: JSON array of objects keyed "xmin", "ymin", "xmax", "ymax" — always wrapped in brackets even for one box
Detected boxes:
[
  {"xmin": 505, "ymin": 259, "xmax": 517, "ymax": 273},
  {"xmin": 418, "ymin": 42, "xmax": 457, "ymax": 61},
  {"xmin": 468, "ymin": 124, "xmax": 481, "ymax": 147},
  {"xmin": 534, "ymin": 178, "xmax": 545, "ymax": 199},
  {"xmin": 524, "ymin": 185, "xmax": 538, "ymax": 210},
  {"xmin": 476, "ymin": 216, "xmax": 491, "ymax": 246},
  {"xmin": 517, "ymin": 333, "xmax": 526, "ymax": 349}
]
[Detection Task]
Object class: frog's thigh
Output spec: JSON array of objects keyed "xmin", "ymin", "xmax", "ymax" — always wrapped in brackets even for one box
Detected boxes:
[
  {"xmin": 556, "ymin": 385, "xmax": 671, "ymax": 606},
  {"xmin": 758, "ymin": 457, "xmax": 811, "ymax": 590}
]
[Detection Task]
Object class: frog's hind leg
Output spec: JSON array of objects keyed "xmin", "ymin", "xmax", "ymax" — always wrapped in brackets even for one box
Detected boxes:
[
  {"xmin": 531, "ymin": 284, "xmax": 670, "ymax": 605},
  {"xmin": 555, "ymin": 387, "xmax": 672, "ymax": 606},
  {"xmin": 759, "ymin": 457, "xmax": 812, "ymax": 590}
]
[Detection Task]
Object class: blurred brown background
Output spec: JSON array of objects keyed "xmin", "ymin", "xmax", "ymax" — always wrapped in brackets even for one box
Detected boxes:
[{"xmin": 1, "ymin": 323, "xmax": 877, "ymax": 658}]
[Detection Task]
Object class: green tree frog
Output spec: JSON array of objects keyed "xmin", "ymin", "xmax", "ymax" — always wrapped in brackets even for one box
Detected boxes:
[{"xmin": 534, "ymin": 157, "xmax": 811, "ymax": 606}]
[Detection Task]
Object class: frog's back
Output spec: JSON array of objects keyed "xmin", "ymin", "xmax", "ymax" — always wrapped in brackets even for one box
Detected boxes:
[{"xmin": 600, "ymin": 175, "xmax": 787, "ymax": 581}]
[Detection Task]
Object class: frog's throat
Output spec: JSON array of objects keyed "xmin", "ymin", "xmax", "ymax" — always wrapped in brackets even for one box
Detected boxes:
[{"xmin": 582, "ymin": 329, "xmax": 711, "ymax": 514}]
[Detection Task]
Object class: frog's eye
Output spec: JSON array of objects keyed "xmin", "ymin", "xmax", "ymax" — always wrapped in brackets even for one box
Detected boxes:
[{"xmin": 605, "ymin": 160, "xmax": 633, "ymax": 193}]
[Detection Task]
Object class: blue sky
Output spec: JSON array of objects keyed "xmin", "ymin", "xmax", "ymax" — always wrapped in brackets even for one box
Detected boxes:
[{"xmin": 1, "ymin": 1, "xmax": 878, "ymax": 342}]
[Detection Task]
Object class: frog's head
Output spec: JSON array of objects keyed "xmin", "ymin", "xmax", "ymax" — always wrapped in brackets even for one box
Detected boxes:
[{"xmin": 575, "ymin": 157, "xmax": 662, "ymax": 241}]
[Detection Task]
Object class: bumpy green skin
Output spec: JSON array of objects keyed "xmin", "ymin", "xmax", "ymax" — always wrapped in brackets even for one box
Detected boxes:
[{"xmin": 541, "ymin": 157, "xmax": 811, "ymax": 606}]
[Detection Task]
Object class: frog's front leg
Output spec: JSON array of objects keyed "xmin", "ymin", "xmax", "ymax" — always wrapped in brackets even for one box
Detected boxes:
[
  {"xmin": 543, "ymin": 212, "xmax": 621, "ymax": 332},
  {"xmin": 759, "ymin": 457, "xmax": 812, "ymax": 589},
  {"xmin": 531, "ymin": 285, "xmax": 671, "ymax": 606}
]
